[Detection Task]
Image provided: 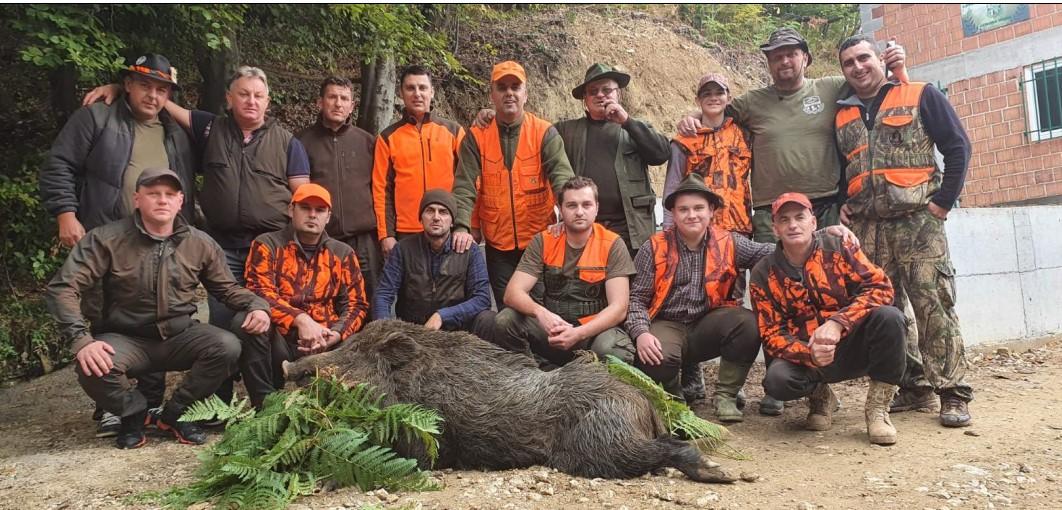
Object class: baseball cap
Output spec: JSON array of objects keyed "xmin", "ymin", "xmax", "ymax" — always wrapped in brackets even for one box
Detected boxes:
[
  {"xmin": 291, "ymin": 183, "xmax": 332, "ymax": 208},
  {"xmin": 760, "ymin": 27, "xmax": 812, "ymax": 66},
  {"xmin": 491, "ymin": 61, "xmax": 527, "ymax": 84},
  {"xmin": 136, "ymin": 167, "xmax": 183, "ymax": 191},
  {"xmin": 696, "ymin": 72, "xmax": 730, "ymax": 95},
  {"xmin": 770, "ymin": 192, "xmax": 813, "ymax": 217}
]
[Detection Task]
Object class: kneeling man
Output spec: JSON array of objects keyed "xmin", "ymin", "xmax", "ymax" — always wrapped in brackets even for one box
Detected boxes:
[
  {"xmin": 750, "ymin": 192, "xmax": 905, "ymax": 445},
  {"xmin": 495, "ymin": 176, "xmax": 636, "ymax": 366},
  {"xmin": 373, "ymin": 189, "xmax": 495, "ymax": 339},
  {"xmin": 47, "ymin": 168, "xmax": 270, "ymax": 448},
  {"xmin": 239, "ymin": 184, "xmax": 369, "ymax": 409}
]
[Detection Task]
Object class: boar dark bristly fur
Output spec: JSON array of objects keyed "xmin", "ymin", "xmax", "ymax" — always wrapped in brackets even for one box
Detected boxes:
[{"xmin": 283, "ymin": 320, "xmax": 735, "ymax": 483}]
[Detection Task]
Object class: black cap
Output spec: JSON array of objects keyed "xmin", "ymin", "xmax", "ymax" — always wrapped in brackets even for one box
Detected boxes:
[
  {"xmin": 759, "ymin": 27, "xmax": 812, "ymax": 66},
  {"xmin": 136, "ymin": 167, "xmax": 183, "ymax": 191},
  {"xmin": 419, "ymin": 189, "xmax": 457, "ymax": 217},
  {"xmin": 664, "ymin": 174, "xmax": 724, "ymax": 211},
  {"xmin": 120, "ymin": 53, "xmax": 180, "ymax": 89}
]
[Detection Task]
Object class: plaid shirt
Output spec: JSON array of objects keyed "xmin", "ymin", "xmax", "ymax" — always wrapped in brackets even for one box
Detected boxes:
[{"xmin": 627, "ymin": 228, "xmax": 772, "ymax": 339}]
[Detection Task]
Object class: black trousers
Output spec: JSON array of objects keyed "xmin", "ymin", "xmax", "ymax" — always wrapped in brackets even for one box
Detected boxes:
[
  {"xmin": 76, "ymin": 322, "xmax": 241, "ymax": 418},
  {"xmin": 762, "ymin": 306, "xmax": 906, "ymax": 401}
]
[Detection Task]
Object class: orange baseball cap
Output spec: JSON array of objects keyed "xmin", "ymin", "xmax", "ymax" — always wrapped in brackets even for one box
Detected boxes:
[
  {"xmin": 770, "ymin": 192, "xmax": 813, "ymax": 217},
  {"xmin": 491, "ymin": 61, "xmax": 527, "ymax": 84},
  {"xmin": 291, "ymin": 183, "xmax": 332, "ymax": 208}
]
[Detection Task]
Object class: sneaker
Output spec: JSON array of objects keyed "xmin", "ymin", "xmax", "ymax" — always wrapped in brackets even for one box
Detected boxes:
[
  {"xmin": 939, "ymin": 395, "xmax": 972, "ymax": 428},
  {"xmin": 156, "ymin": 405, "xmax": 208, "ymax": 445},
  {"xmin": 890, "ymin": 387, "xmax": 938, "ymax": 413},
  {"xmin": 115, "ymin": 410, "xmax": 148, "ymax": 449},
  {"xmin": 759, "ymin": 395, "xmax": 784, "ymax": 416},
  {"xmin": 95, "ymin": 411, "xmax": 121, "ymax": 438}
]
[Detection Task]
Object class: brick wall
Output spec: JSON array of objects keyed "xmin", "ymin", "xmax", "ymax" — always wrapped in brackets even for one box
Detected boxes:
[
  {"xmin": 868, "ymin": 4, "xmax": 1062, "ymax": 68},
  {"xmin": 950, "ymin": 68, "xmax": 1062, "ymax": 206}
]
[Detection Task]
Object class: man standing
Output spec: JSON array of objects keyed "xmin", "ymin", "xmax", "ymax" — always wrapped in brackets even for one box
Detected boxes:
[
  {"xmin": 626, "ymin": 175, "xmax": 766, "ymax": 422},
  {"xmin": 238, "ymin": 183, "xmax": 369, "ymax": 409},
  {"xmin": 297, "ymin": 77, "xmax": 380, "ymax": 301},
  {"xmin": 553, "ymin": 63, "xmax": 669, "ymax": 257},
  {"xmin": 46, "ymin": 168, "xmax": 270, "ymax": 448},
  {"xmin": 677, "ymin": 28, "xmax": 906, "ymax": 243},
  {"xmin": 494, "ymin": 177, "xmax": 636, "ymax": 367},
  {"xmin": 835, "ymin": 35, "xmax": 973, "ymax": 427},
  {"xmin": 451, "ymin": 61, "xmax": 575, "ymax": 306},
  {"xmin": 373, "ymin": 189, "xmax": 494, "ymax": 340},
  {"xmin": 751, "ymin": 192, "xmax": 904, "ymax": 445},
  {"xmin": 374, "ymin": 65, "xmax": 466, "ymax": 258},
  {"xmin": 43, "ymin": 53, "xmax": 195, "ymax": 437}
]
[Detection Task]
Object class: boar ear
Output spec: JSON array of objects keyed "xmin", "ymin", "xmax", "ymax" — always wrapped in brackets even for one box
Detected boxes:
[{"xmin": 379, "ymin": 331, "xmax": 419, "ymax": 370}]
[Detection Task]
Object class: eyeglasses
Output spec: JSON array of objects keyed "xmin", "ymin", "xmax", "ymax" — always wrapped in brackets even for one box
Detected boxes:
[{"xmin": 586, "ymin": 86, "xmax": 619, "ymax": 97}]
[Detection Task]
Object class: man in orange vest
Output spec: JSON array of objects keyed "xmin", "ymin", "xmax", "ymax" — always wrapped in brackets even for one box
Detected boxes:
[
  {"xmin": 451, "ymin": 61, "xmax": 575, "ymax": 307},
  {"xmin": 835, "ymin": 35, "xmax": 973, "ymax": 427},
  {"xmin": 494, "ymin": 176, "xmax": 636, "ymax": 367}
]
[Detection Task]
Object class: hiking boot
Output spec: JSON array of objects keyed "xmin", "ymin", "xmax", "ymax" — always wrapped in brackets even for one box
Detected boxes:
[
  {"xmin": 759, "ymin": 394, "xmax": 784, "ymax": 416},
  {"xmin": 865, "ymin": 381, "xmax": 898, "ymax": 445},
  {"xmin": 712, "ymin": 360, "xmax": 752, "ymax": 423},
  {"xmin": 890, "ymin": 387, "xmax": 938, "ymax": 413},
  {"xmin": 157, "ymin": 404, "xmax": 208, "ymax": 445},
  {"xmin": 95, "ymin": 411, "xmax": 121, "ymax": 438},
  {"xmin": 939, "ymin": 395, "xmax": 972, "ymax": 428},
  {"xmin": 115, "ymin": 410, "xmax": 148, "ymax": 449},
  {"xmin": 806, "ymin": 383, "xmax": 838, "ymax": 431},
  {"xmin": 681, "ymin": 362, "xmax": 707, "ymax": 402}
]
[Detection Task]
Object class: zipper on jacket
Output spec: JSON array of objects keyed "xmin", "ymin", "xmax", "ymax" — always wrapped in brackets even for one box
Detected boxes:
[
  {"xmin": 418, "ymin": 124, "xmax": 428, "ymax": 193},
  {"xmin": 504, "ymin": 125, "xmax": 519, "ymax": 249},
  {"xmin": 332, "ymin": 135, "xmax": 345, "ymax": 235}
]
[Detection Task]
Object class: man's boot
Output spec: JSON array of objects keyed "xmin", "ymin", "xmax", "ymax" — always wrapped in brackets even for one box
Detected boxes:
[
  {"xmin": 157, "ymin": 402, "xmax": 208, "ymax": 445},
  {"xmin": 713, "ymin": 360, "xmax": 752, "ymax": 423},
  {"xmin": 806, "ymin": 383, "xmax": 838, "ymax": 431},
  {"xmin": 681, "ymin": 361, "xmax": 706, "ymax": 402},
  {"xmin": 939, "ymin": 394, "xmax": 972, "ymax": 428},
  {"xmin": 889, "ymin": 387, "xmax": 938, "ymax": 412},
  {"xmin": 865, "ymin": 381, "xmax": 898, "ymax": 445},
  {"xmin": 759, "ymin": 394, "xmax": 784, "ymax": 416},
  {"xmin": 115, "ymin": 409, "xmax": 148, "ymax": 449}
]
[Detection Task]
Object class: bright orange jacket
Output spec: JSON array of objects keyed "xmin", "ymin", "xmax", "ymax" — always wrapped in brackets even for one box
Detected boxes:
[
  {"xmin": 245, "ymin": 226, "xmax": 368, "ymax": 341},
  {"xmin": 748, "ymin": 232, "xmax": 894, "ymax": 368},
  {"xmin": 469, "ymin": 113, "xmax": 557, "ymax": 251},
  {"xmin": 672, "ymin": 118, "xmax": 753, "ymax": 234},
  {"xmin": 647, "ymin": 226, "xmax": 739, "ymax": 318},
  {"xmin": 541, "ymin": 222, "xmax": 618, "ymax": 324},
  {"xmin": 373, "ymin": 112, "xmax": 465, "ymax": 240}
]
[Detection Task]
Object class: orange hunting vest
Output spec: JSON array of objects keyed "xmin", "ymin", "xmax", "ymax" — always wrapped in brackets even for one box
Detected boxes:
[
  {"xmin": 647, "ymin": 226, "xmax": 739, "ymax": 318},
  {"xmin": 541, "ymin": 223, "xmax": 618, "ymax": 325},
  {"xmin": 469, "ymin": 112, "xmax": 556, "ymax": 251}
]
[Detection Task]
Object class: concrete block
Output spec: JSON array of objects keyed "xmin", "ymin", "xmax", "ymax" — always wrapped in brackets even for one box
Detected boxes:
[
  {"xmin": 1026, "ymin": 206, "xmax": 1062, "ymax": 270},
  {"xmin": 945, "ymin": 208, "xmax": 1019, "ymax": 275},
  {"xmin": 1019, "ymin": 267, "xmax": 1062, "ymax": 336},
  {"xmin": 954, "ymin": 273, "xmax": 1026, "ymax": 344}
]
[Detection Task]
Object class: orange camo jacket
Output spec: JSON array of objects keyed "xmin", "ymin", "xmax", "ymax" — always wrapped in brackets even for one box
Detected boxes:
[
  {"xmin": 671, "ymin": 118, "xmax": 753, "ymax": 235},
  {"xmin": 748, "ymin": 232, "xmax": 893, "ymax": 368}
]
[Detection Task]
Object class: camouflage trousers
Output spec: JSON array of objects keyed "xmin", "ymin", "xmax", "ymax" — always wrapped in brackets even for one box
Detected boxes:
[{"xmin": 851, "ymin": 208, "xmax": 973, "ymax": 402}]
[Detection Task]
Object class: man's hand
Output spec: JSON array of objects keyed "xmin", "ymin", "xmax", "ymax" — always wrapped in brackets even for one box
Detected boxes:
[
  {"xmin": 473, "ymin": 108, "xmax": 496, "ymax": 128},
  {"xmin": 809, "ymin": 338, "xmax": 836, "ymax": 367},
  {"xmin": 546, "ymin": 221, "xmax": 563, "ymax": 237},
  {"xmin": 76, "ymin": 340, "xmax": 115, "ymax": 377},
  {"xmin": 824, "ymin": 224, "xmax": 861, "ymax": 249},
  {"xmin": 293, "ymin": 313, "xmax": 332, "ymax": 345},
  {"xmin": 57, "ymin": 212, "xmax": 86, "ymax": 248},
  {"xmin": 83, "ymin": 83, "xmax": 121, "ymax": 106},
  {"xmin": 604, "ymin": 102, "xmax": 630, "ymax": 125},
  {"xmin": 534, "ymin": 307, "xmax": 572, "ymax": 337},
  {"xmin": 424, "ymin": 312, "xmax": 443, "ymax": 331},
  {"xmin": 636, "ymin": 332, "xmax": 664, "ymax": 366},
  {"xmin": 927, "ymin": 202, "xmax": 948, "ymax": 221},
  {"xmin": 882, "ymin": 42, "xmax": 907, "ymax": 76},
  {"xmin": 298, "ymin": 329, "xmax": 340, "ymax": 355},
  {"xmin": 676, "ymin": 114, "xmax": 702, "ymax": 137},
  {"xmin": 381, "ymin": 237, "xmax": 398, "ymax": 258},
  {"xmin": 241, "ymin": 310, "xmax": 271, "ymax": 335},
  {"xmin": 808, "ymin": 320, "xmax": 843, "ymax": 367},
  {"xmin": 839, "ymin": 204, "xmax": 853, "ymax": 226},
  {"xmin": 452, "ymin": 231, "xmax": 475, "ymax": 253},
  {"xmin": 548, "ymin": 326, "xmax": 584, "ymax": 352}
]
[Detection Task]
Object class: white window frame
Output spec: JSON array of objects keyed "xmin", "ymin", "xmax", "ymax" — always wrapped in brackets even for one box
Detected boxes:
[{"xmin": 1023, "ymin": 58, "xmax": 1062, "ymax": 143}]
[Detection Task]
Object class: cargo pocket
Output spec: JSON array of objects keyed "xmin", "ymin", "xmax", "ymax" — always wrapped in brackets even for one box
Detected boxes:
[
  {"xmin": 880, "ymin": 167, "xmax": 932, "ymax": 216},
  {"xmin": 933, "ymin": 260, "xmax": 957, "ymax": 310},
  {"xmin": 579, "ymin": 268, "xmax": 607, "ymax": 284}
]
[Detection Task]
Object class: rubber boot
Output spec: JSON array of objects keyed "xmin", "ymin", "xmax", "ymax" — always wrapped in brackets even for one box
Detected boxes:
[
  {"xmin": 865, "ymin": 381, "xmax": 898, "ymax": 445},
  {"xmin": 713, "ymin": 360, "xmax": 752, "ymax": 423},
  {"xmin": 681, "ymin": 361, "xmax": 707, "ymax": 402},
  {"xmin": 806, "ymin": 383, "xmax": 838, "ymax": 431}
]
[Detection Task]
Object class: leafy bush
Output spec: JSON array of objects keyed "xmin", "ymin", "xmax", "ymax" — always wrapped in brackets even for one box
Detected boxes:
[{"xmin": 152, "ymin": 378, "xmax": 443, "ymax": 510}]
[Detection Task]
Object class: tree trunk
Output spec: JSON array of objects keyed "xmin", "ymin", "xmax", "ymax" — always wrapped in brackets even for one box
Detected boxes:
[
  {"xmin": 196, "ymin": 36, "xmax": 239, "ymax": 115},
  {"xmin": 49, "ymin": 63, "xmax": 79, "ymax": 128},
  {"xmin": 356, "ymin": 53, "xmax": 396, "ymax": 135}
]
